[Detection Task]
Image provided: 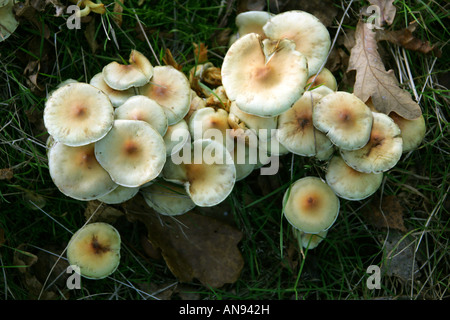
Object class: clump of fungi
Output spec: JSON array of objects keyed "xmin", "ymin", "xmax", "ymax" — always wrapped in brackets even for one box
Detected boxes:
[{"xmin": 43, "ymin": 10, "xmax": 426, "ymax": 279}]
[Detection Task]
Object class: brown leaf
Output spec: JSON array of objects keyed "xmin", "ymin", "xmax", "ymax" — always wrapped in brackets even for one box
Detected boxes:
[
  {"xmin": 367, "ymin": 0, "xmax": 397, "ymax": 26},
  {"xmin": 193, "ymin": 42, "xmax": 208, "ymax": 64},
  {"xmin": 24, "ymin": 60, "xmax": 45, "ymax": 93},
  {"xmin": 364, "ymin": 195, "xmax": 407, "ymax": 232},
  {"xmin": 376, "ymin": 22, "xmax": 442, "ymax": 57},
  {"xmin": 84, "ymin": 18, "xmax": 99, "ymax": 54},
  {"xmin": 0, "ymin": 168, "xmax": 13, "ymax": 180},
  {"xmin": 124, "ymin": 195, "xmax": 244, "ymax": 289},
  {"xmin": 112, "ymin": 0, "xmax": 124, "ymax": 27},
  {"xmin": 162, "ymin": 48, "xmax": 183, "ymax": 71},
  {"xmin": 84, "ymin": 200, "xmax": 124, "ymax": 224},
  {"xmin": 347, "ymin": 21, "xmax": 422, "ymax": 120}
]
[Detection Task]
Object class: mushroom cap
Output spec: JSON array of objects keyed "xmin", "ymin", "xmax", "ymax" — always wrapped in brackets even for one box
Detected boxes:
[
  {"xmin": 114, "ymin": 95, "xmax": 168, "ymax": 136},
  {"xmin": 102, "ymin": 50, "xmax": 153, "ymax": 90},
  {"xmin": 306, "ymin": 67, "xmax": 337, "ymax": 91},
  {"xmin": 141, "ymin": 180, "xmax": 196, "ymax": 216},
  {"xmin": 44, "ymin": 82, "xmax": 115, "ymax": 147},
  {"xmin": 325, "ymin": 155, "xmax": 383, "ymax": 200},
  {"xmin": 89, "ymin": 72, "xmax": 134, "ymax": 108},
  {"xmin": 283, "ymin": 176, "xmax": 339, "ymax": 234},
  {"xmin": 0, "ymin": 0, "xmax": 19, "ymax": 42},
  {"xmin": 313, "ymin": 91, "xmax": 373, "ymax": 151},
  {"xmin": 97, "ymin": 185, "xmax": 140, "ymax": 204},
  {"xmin": 228, "ymin": 101, "xmax": 278, "ymax": 142},
  {"xmin": 277, "ymin": 90, "xmax": 334, "ymax": 157},
  {"xmin": 163, "ymin": 119, "xmax": 191, "ymax": 156},
  {"xmin": 94, "ymin": 119, "xmax": 166, "ymax": 187},
  {"xmin": 230, "ymin": 139, "xmax": 257, "ymax": 181},
  {"xmin": 263, "ymin": 10, "xmax": 331, "ymax": 77},
  {"xmin": 389, "ymin": 112, "xmax": 426, "ymax": 153},
  {"xmin": 188, "ymin": 107, "xmax": 233, "ymax": 148},
  {"xmin": 221, "ymin": 33, "xmax": 308, "ymax": 117},
  {"xmin": 294, "ymin": 228, "xmax": 328, "ymax": 250},
  {"xmin": 139, "ymin": 65, "xmax": 191, "ymax": 125},
  {"xmin": 48, "ymin": 142, "xmax": 118, "ymax": 201},
  {"xmin": 66, "ymin": 222, "xmax": 121, "ymax": 280},
  {"xmin": 235, "ymin": 10, "xmax": 274, "ymax": 39},
  {"xmin": 340, "ymin": 112, "xmax": 403, "ymax": 173}
]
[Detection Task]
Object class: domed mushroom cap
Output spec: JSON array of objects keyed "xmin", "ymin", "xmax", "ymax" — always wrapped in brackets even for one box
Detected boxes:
[
  {"xmin": 389, "ymin": 112, "xmax": 426, "ymax": 153},
  {"xmin": 221, "ymin": 33, "xmax": 308, "ymax": 118},
  {"xmin": 102, "ymin": 50, "xmax": 153, "ymax": 90},
  {"xmin": 89, "ymin": 72, "xmax": 134, "ymax": 108},
  {"xmin": 313, "ymin": 91, "xmax": 373, "ymax": 151},
  {"xmin": 163, "ymin": 119, "xmax": 191, "ymax": 156},
  {"xmin": 188, "ymin": 107, "xmax": 233, "ymax": 148},
  {"xmin": 283, "ymin": 176, "xmax": 339, "ymax": 234},
  {"xmin": 294, "ymin": 228, "xmax": 328, "ymax": 250},
  {"xmin": 97, "ymin": 185, "xmax": 140, "ymax": 204},
  {"xmin": 235, "ymin": 10, "xmax": 274, "ymax": 39},
  {"xmin": 263, "ymin": 10, "xmax": 331, "ymax": 77},
  {"xmin": 340, "ymin": 112, "xmax": 403, "ymax": 173},
  {"xmin": 141, "ymin": 180, "xmax": 196, "ymax": 216},
  {"xmin": 325, "ymin": 155, "xmax": 383, "ymax": 201},
  {"xmin": 114, "ymin": 95, "xmax": 168, "ymax": 136},
  {"xmin": 94, "ymin": 119, "xmax": 166, "ymax": 188},
  {"xmin": 67, "ymin": 222, "xmax": 121, "ymax": 280},
  {"xmin": 48, "ymin": 142, "xmax": 118, "ymax": 201},
  {"xmin": 139, "ymin": 65, "xmax": 191, "ymax": 125},
  {"xmin": 306, "ymin": 67, "xmax": 337, "ymax": 91},
  {"xmin": 277, "ymin": 90, "xmax": 333, "ymax": 157},
  {"xmin": 44, "ymin": 82, "xmax": 115, "ymax": 147}
]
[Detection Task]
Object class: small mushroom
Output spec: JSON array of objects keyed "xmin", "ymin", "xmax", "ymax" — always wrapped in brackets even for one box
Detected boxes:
[
  {"xmin": 188, "ymin": 107, "xmax": 233, "ymax": 148},
  {"xmin": 325, "ymin": 155, "xmax": 383, "ymax": 201},
  {"xmin": 340, "ymin": 112, "xmax": 403, "ymax": 173},
  {"xmin": 263, "ymin": 10, "xmax": 331, "ymax": 77},
  {"xmin": 389, "ymin": 112, "xmax": 426, "ymax": 153},
  {"xmin": 229, "ymin": 10, "xmax": 274, "ymax": 46},
  {"xmin": 44, "ymin": 82, "xmax": 115, "ymax": 147},
  {"xmin": 48, "ymin": 142, "xmax": 118, "ymax": 201},
  {"xmin": 293, "ymin": 228, "xmax": 328, "ymax": 250},
  {"xmin": 313, "ymin": 91, "xmax": 373, "ymax": 151},
  {"xmin": 97, "ymin": 185, "xmax": 140, "ymax": 204},
  {"xmin": 163, "ymin": 119, "xmax": 191, "ymax": 156},
  {"xmin": 283, "ymin": 176, "xmax": 339, "ymax": 234},
  {"xmin": 66, "ymin": 222, "xmax": 121, "ymax": 280},
  {"xmin": 305, "ymin": 67, "xmax": 337, "ymax": 91},
  {"xmin": 94, "ymin": 119, "xmax": 166, "ymax": 187},
  {"xmin": 102, "ymin": 50, "xmax": 153, "ymax": 90},
  {"xmin": 114, "ymin": 95, "xmax": 168, "ymax": 136},
  {"xmin": 221, "ymin": 33, "xmax": 308, "ymax": 118},
  {"xmin": 139, "ymin": 65, "xmax": 191, "ymax": 125},
  {"xmin": 89, "ymin": 72, "xmax": 134, "ymax": 108}
]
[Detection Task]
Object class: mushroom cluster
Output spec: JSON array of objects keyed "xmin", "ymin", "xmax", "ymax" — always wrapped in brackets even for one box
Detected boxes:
[{"xmin": 44, "ymin": 9, "xmax": 427, "ymax": 278}]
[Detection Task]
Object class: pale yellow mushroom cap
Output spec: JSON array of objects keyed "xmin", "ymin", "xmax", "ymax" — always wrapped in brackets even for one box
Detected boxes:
[
  {"xmin": 294, "ymin": 228, "xmax": 328, "ymax": 250},
  {"xmin": 263, "ymin": 10, "xmax": 331, "ymax": 77},
  {"xmin": 277, "ymin": 90, "xmax": 333, "ymax": 157},
  {"xmin": 283, "ymin": 176, "xmax": 339, "ymax": 234},
  {"xmin": 48, "ymin": 142, "xmax": 118, "ymax": 201},
  {"xmin": 325, "ymin": 155, "xmax": 383, "ymax": 200},
  {"xmin": 67, "ymin": 222, "xmax": 121, "ymax": 279},
  {"xmin": 306, "ymin": 67, "xmax": 337, "ymax": 91},
  {"xmin": 94, "ymin": 119, "xmax": 166, "ymax": 187},
  {"xmin": 44, "ymin": 82, "xmax": 115, "ymax": 147},
  {"xmin": 114, "ymin": 95, "xmax": 168, "ymax": 136},
  {"xmin": 235, "ymin": 11, "xmax": 274, "ymax": 39},
  {"xmin": 313, "ymin": 91, "xmax": 373, "ymax": 151},
  {"xmin": 340, "ymin": 112, "xmax": 403, "ymax": 173},
  {"xmin": 139, "ymin": 65, "xmax": 191, "ymax": 125},
  {"xmin": 89, "ymin": 72, "xmax": 134, "ymax": 107},
  {"xmin": 221, "ymin": 33, "xmax": 308, "ymax": 117},
  {"xmin": 389, "ymin": 112, "xmax": 426, "ymax": 153},
  {"xmin": 188, "ymin": 107, "xmax": 233, "ymax": 148},
  {"xmin": 102, "ymin": 50, "xmax": 153, "ymax": 90},
  {"xmin": 163, "ymin": 119, "xmax": 191, "ymax": 156},
  {"xmin": 97, "ymin": 185, "xmax": 140, "ymax": 204}
]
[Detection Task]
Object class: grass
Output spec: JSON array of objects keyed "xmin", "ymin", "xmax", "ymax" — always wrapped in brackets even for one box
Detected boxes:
[{"xmin": 0, "ymin": 0, "xmax": 448, "ymax": 301}]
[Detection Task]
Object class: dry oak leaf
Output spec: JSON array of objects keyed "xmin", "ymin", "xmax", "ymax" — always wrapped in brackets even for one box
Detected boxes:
[
  {"xmin": 124, "ymin": 195, "xmax": 244, "ymax": 289},
  {"xmin": 348, "ymin": 21, "xmax": 422, "ymax": 120}
]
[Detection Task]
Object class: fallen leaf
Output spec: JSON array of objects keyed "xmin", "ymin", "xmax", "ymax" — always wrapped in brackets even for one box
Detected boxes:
[
  {"xmin": 367, "ymin": 0, "xmax": 397, "ymax": 26},
  {"xmin": 112, "ymin": 0, "xmax": 124, "ymax": 27},
  {"xmin": 193, "ymin": 42, "xmax": 208, "ymax": 64},
  {"xmin": 364, "ymin": 195, "xmax": 407, "ymax": 232},
  {"xmin": 84, "ymin": 17, "xmax": 99, "ymax": 54},
  {"xmin": 0, "ymin": 168, "xmax": 13, "ymax": 180},
  {"xmin": 84, "ymin": 200, "xmax": 124, "ymax": 224},
  {"xmin": 124, "ymin": 195, "xmax": 244, "ymax": 289},
  {"xmin": 376, "ymin": 22, "xmax": 442, "ymax": 57},
  {"xmin": 347, "ymin": 21, "xmax": 422, "ymax": 120},
  {"xmin": 162, "ymin": 48, "xmax": 183, "ymax": 71}
]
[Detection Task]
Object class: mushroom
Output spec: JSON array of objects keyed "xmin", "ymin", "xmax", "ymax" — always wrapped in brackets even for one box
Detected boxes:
[
  {"xmin": 313, "ymin": 91, "xmax": 373, "ymax": 151},
  {"xmin": 94, "ymin": 119, "xmax": 166, "ymax": 187},
  {"xmin": 89, "ymin": 72, "xmax": 134, "ymax": 108},
  {"xmin": 97, "ymin": 185, "xmax": 140, "ymax": 204},
  {"xmin": 221, "ymin": 33, "xmax": 308, "ymax": 118},
  {"xmin": 305, "ymin": 67, "xmax": 337, "ymax": 91},
  {"xmin": 114, "ymin": 95, "xmax": 168, "ymax": 136},
  {"xmin": 262, "ymin": 10, "xmax": 331, "ymax": 77},
  {"xmin": 44, "ymin": 82, "xmax": 115, "ymax": 147},
  {"xmin": 66, "ymin": 222, "xmax": 121, "ymax": 280},
  {"xmin": 235, "ymin": 11, "xmax": 274, "ymax": 40},
  {"xmin": 184, "ymin": 90, "xmax": 206, "ymax": 122},
  {"xmin": 48, "ymin": 142, "xmax": 118, "ymax": 201},
  {"xmin": 340, "ymin": 112, "xmax": 403, "ymax": 173},
  {"xmin": 293, "ymin": 228, "xmax": 328, "ymax": 250},
  {"xmin": 102, "ymin": 50, "xmax": 153, "ymax": 90},
  {"xmin": 389, "ymin": 112, "xmax": 426, "ymax": 153},
  {"xmin": 0, "ymin": 0, "xmax": 19, "ymax": 42},
  {"xmin": 139, "ymin": 65, "xmax": 191, "ymax": 125},
  {"xmin": 282, "ymin": 176, "xmax": 339, "ymax": 234},
  {"xmin": 162, "ymin": 139, "xmax": 236, "ymax": 207},
  {"xmin": 325, "ymin": 155, "xmax": 383, "ymax": 200},
  {"xmin": 163, "ymin": 119, "xmax": 191, "ymax": 157},
  {"xmin": 141, "ymin": 180, "xmax": 196, "ymax": 216},
  {"xmin": 277, "ymin": 89, "xmax": 334, "ymax": 157}
]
